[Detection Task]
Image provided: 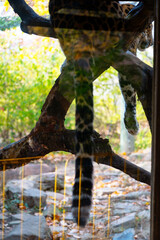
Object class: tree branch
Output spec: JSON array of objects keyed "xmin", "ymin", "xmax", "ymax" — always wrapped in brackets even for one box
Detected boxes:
[
  {"xmin": 8, "ymin": 0, "xmax": 50, "ymax": 27},
  {"xmin": 0, "ymin": 54, "xmax": 152, "ymax": 185},
  {"xmin": 8, "ymin": 0, "xmax": 56, "ymax": 38},
  {"xmin": 8, "ymin": 0, "xmax": 154, "ymax": 40},
  {"xmin": 0, "ymin": 129, "xmax": 150, "ymax": 185}
]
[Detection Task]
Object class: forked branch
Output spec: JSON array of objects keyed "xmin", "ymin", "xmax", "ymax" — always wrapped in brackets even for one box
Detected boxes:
[{"xmin": 0, "ymin": 54, "xmax": 152, "ymax": 185}]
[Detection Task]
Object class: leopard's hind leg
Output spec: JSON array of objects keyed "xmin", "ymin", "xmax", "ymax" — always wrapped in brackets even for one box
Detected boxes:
[{"xmin": 119, "ymin": 73, "xmax": 139, "ymax": 135}]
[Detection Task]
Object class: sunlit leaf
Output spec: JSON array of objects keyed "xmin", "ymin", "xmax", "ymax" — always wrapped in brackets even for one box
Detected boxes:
[{"xmin": 4, "ymin": 0, "xmax": 10, "ymax": 11}]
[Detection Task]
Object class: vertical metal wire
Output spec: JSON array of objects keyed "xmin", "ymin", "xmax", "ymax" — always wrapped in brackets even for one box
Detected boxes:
[
  {"xmin": 62, "ymin": 160, "xmax": 68, "ymax": 239},
  {"xmin": 21, "ymin": 164, "xmax": 24, "ymax": 240},
  {"xmin": 53, "ymin": 166, "xmax": 57, "ymax": 222},
  {"xmin": 52, "ymin": 165, "xmax": 57, "ymax": 237},
  {"xmin": 2, "ymin": 164, "xmax": 5, "ymax": 240},
  {"xmin": 107, "ymin": 194, "xmax": 111, "ymax": 238},
  {"xmin": 38, "ymin": 160, "xmax": 43, "ymax": 240}
]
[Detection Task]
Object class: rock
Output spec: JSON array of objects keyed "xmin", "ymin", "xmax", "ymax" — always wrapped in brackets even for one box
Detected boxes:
[
  {"xmin": 5, "ymin": 180, "xmax": 47, "ymax": 212},
  {"xmin": 96, "ymin": 170, "xmax": 120, "ymax": 178},
  {"xmin": 12, "ymin": 213, "xmax": 38, "ymax": 221},
  {"xmin": 109, "ymin": 212, "xmax": 136, "ymax": 233},
  {"xmin": 23, "ymin": 188, "xmax": 47, "ymax": 208},
  {"xmin": 137, "ymin": 210, "xmax": 150, "ymax": 221},
  {"xmin": 102, "ymin": 178, "xmax": 118, "ymax": 183},
  {"xmin": 113, "ymin": 201, "xmax": 141, "ymax": 215},
  {"xmin": 136, "ymin": 210, "xmax": 150, "ymax": 240},
  {"xmin": 46, "ymin": 191, "xmax": 65, "ymax": 201},
  {"xmin": 8, "ymin": 220, "xmax": 22, "ymax": 226},
  {"xmin": 128, "ymin": 149, "xmax": 151, "ymax": 171},
  {"xmin": 26, "ymin": 173, "xmax": 64, "ymax": 191},
  {"xmin": 12, "ymin": 212, "xmax": 32, "ymax": 221},
  {"xmin": 113, "ymin": 228, "xmax": 135, "ymax": 240},
  {"xmin": 5, "ymin": 179, "xmax": 35, "ymax": 199},
  {"xmin": 112, "ymin": 191, "xmax": 150, "ymax": 201},
  {"xmin": 60, "ymin": 186, "xmax": 72, "ymax": 196},
  {"xmin": 0, "ymin": 163, "xmax": 55, "ymax": 190},
  {"xmin": 64, "ymin": 212, "xmax": 73, "ymax": 221},
  {"xmin": 65, "ymin": 238, "xmax": 77, "ymax": 240},
  {"xmin": 129, "ymin": 149, "xmax": 151, "ymax": 162},
  {"xmin": 96, "ymin": 217, "xmax": 109, "ymax": 225},
  {"xmin": 43, "ymin": 204, "xmax": 61, "ymax": 218},
  {"xmin": 5, "ymin": 173, "xmax": 64, "ymax": 211},
  {"xmin": 62, "ymin": 205, "xmax": 71, "ymax": 212},
  {"xmin": 124, "ymin": 191, "xmax": 150, "ymax": 200},
  {"xmin": 5, "ymin": 172, "xmax": 64, "ymax": 197},
  {"xmin": 129, "ymin": 153, "xmax": 146, "ymax": 161},
  {"xmin": 50, "ymin": 226, "xmax": 67, "ymax": 232},
  {"xmin": 22, "ymin": 163, "xmax": 55, "ymax": 177},
  {"xmin": 80, "ymin": 233, "xmax": 93, "ymax": 239},
  {"xmin": 143, "ymin": 150, "xmax": 151, "ymax": 162},
  {"xmin": 5, "ymin": 214, "xmax": 52, "ymax": 240},
  {"xmin": 5, "ymin": 179, "xmax": 33, "ymax": 213},
  {"xmin": 139, "ymin": 162, "xmax": 151, "ymax": 172},
  {"xmin": 0, "ymin": 214, "xmax": 8, "ymax": 221},
  {"xmin": 0, "ymin": 168, "xmax": 21, "ymax": 189},
  {"xmin": 96, "ymin": 187, "xmax": 123, "ymax": 196}
]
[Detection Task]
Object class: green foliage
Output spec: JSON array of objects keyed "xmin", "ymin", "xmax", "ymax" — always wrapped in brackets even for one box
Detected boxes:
[
  {"xmin": 0, "ymin": 29, "xmax": 64, "ymax": 145},
  {"xmin": 5, "ymin": 193, "xmax": 20, "ymax": 213},
  {"xmin": 0, "ymin": 17, "xmax": 21, "ymax": 31},
  {"xmin": 135, "ymin": 101, "xmax": 151, "ymax": 150},
  {"xmin": 94, "ymin": 67, "xmax": 121, "ymax": 127},
  {"xmin": 135, "ymin": 126, "xmax": 151, "ymax": 150},
  {"xmin": 64, "ymin": 100, "xmax": 75, "ymax": 129}
]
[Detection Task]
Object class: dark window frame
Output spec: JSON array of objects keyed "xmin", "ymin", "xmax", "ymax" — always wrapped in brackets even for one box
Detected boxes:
[{"xmin": 151, "ymin": 0, "xmax": 160, "ymax": 239}]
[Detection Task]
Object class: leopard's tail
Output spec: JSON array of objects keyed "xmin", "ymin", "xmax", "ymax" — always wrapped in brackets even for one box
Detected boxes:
[{"xmin": 72, "ymin": 59, "xmax": 94, "ymax": 227}]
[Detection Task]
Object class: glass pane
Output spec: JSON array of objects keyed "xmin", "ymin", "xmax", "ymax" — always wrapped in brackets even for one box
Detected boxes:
[{"xmin": 0, "ymin": 1, "xmax": 153, "ymax": 239}]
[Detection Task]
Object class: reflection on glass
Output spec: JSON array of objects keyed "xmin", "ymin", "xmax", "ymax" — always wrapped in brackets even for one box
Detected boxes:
[{"xmin": 0, "ymin": 0, "xmax": 153, "ymax": 239}]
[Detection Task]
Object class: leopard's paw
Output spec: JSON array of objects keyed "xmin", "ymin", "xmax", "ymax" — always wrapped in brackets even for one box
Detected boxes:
[{"xmin": 124, "ymin": 108, "xmax": 139, "ymax": 135}]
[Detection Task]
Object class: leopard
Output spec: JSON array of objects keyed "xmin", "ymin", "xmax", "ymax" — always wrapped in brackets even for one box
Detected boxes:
[
  {"xmin": 49, "ymin": 0, "xmax": 152, "ymax": 227},
  {"xmin": 119, "ymin": 3, "xmax": 153, "ymax": 135}
]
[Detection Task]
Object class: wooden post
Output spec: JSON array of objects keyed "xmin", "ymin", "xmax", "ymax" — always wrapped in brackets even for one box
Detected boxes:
[{"xmin": 151, "ymin": 0, "xmax": 160, "ymax": 238}]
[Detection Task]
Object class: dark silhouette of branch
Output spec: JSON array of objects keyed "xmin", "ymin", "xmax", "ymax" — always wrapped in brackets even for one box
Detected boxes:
[
  {"xmin": 8, "ymin": 0, "xmax": 50, "ymax": 27},
  {"xmin": 8, "ymin": 0, "xmax": 56, "ymax": 38},
  {"xmin": 0, "ymin": 129, "xmax": 150, "ymax": 185}
]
